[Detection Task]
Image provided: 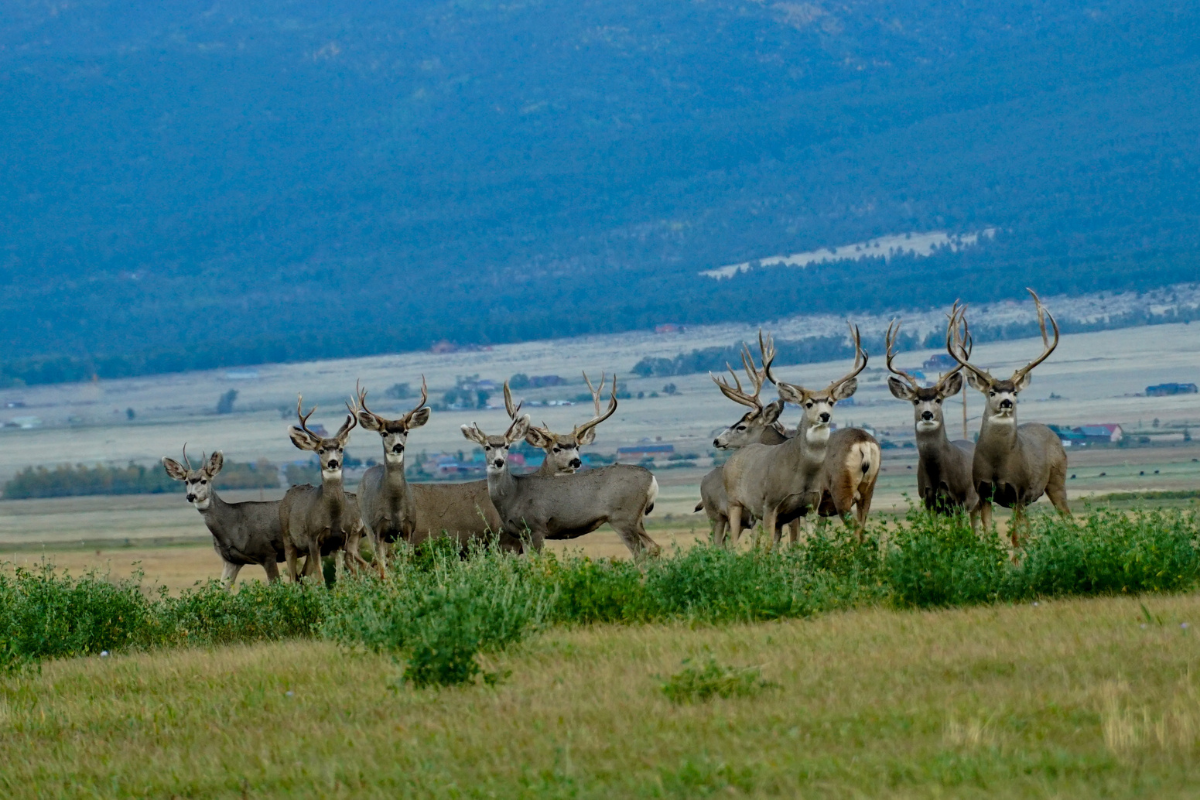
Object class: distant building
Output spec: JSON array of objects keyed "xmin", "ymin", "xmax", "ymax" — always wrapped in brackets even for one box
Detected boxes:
[
  {"xmin": 1051, "ymin": 423, "xmax": 1123, "ymax": 445},
  {"xmin": 655, "ymin": 324, "xmax": 685, "ymax": 334},
  {"xmin": 617, "ymin": 444, "xmax": 675, "ymax": 461},
  {"xmin": 430, "ymin": 340, "xmax": 459, "ymax": 354},
  {"xmin": 923, "ymin": 353, "xmax": 959, "ymax": 373},
  {"xmin": 1146, "ymin": 382, "xmax": 1198, "ymax": 397}
]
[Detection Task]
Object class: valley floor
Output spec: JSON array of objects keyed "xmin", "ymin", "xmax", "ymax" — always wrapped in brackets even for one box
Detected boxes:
[{"xmin": 1, "ymin": 594, "xmax": 1198, "ymax": 798}]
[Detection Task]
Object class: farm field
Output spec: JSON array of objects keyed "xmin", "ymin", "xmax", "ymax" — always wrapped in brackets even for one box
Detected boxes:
[{"xmin": 2, "ymin": 594, "xmax": 1198, "ymax": 798}]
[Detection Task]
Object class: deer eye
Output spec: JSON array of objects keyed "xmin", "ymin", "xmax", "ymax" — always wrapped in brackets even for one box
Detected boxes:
[
  {"xmin": 805, "ymin": 402, "xmax": 813, "ymax": 408},
  {"xmin": 736, "ymin": 425, "xmax": 746, "ymax": 431},
  {"xmin": 935, "ymin": 399, "xmax": 942, "ymax": 405},
  {"xmin": 989, "ymin": 391, "xmax": 996, "ymax": 397},
  {"xmin": 553, "ymin": 447, "xmax": 560, "ymax": 452}
]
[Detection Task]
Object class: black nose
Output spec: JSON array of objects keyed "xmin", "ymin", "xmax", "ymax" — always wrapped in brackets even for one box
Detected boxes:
[
  {"xmin": 819, "ymin": 412, "xmax": 831, "ymax": 423},
  {"xmin": 999, "ymin": 399, "xmax": 1013, "ymax": 409},
  {"xmin": 713, "ymin": 438, "xmax": 721, "ymax": 446},
  {"xmin": 327, "ymin": 460, "xmax": 339, "ymax": 469},
  {"xmin": 570, "ymin": 458, "xmax": 582, "ymax": 469},
  {"xmin": 186, "ymin": 494, "xmax": 196, "ymax": 502},
  {"xmin": 392, "ymin": 444, "xmax": 404, "ymax": 453},
  {"xmin": 921, "ymin": 411, "xmax": 934, "ymax": 421}
]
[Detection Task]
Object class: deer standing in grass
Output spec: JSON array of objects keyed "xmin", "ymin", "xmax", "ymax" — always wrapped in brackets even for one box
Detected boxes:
[
  {"xmin": 462, "ymin": 388, "xmax": 661, "ymax": 557},
  {"xmin": 947, "ymin": 290, "xmax": 1069, "ymax": 546},
  {"xmin": 279, "ymin": 397, "xmax": 369, "ymax": 581},
  {"xmin": 162, "ymin": 446, "xmax": 285, "ymax": 588},
  {"xmin": 351, "ymin": 380, "xmax": 431, "ymax": 575},
  {"xmin": 516, "ymin": 372, "xmax": 617, "ymax": 475},
  {"xmin": 722, "ymin": 328, "xmax": 871, "ymax": 546},
  {"xmin": 885, "ymin": 313, "xmax": 980, "ymax": 527}
]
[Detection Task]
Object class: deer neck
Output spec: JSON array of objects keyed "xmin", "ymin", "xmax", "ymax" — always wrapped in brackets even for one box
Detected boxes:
[
  {"xmin": 198, "ymin": 489, "xmax": 231, "ymax": 527},
  {"xmin": 321, "ymin": 472, "xmax": 348, "ymax": 516},
  {"xmin": 915, "ymin": 422, "xmax": 953, "ymax": 458},
  {"xmin": 486, "ymin": 462, "xmax": 518, "ymax": 506},
  {"xmin": 536, "ymin": 458, "xmax": 558, "ymax": 476},
  {"xmin": 978, "ymin": 408, "xmax": 1019, "ymax": 456},
  {"xmin": 383, "ymin": 459, "xmax": 408, "ymax": 489}
]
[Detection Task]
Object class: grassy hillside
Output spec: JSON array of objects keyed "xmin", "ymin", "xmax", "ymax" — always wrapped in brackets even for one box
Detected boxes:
[{"xmin": 1, "ymin": 1, "xmax": 1199, "ymax": 379}]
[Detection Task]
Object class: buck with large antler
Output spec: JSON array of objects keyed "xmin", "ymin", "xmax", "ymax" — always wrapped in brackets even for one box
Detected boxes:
[
  {"xmin": 462, "ymin": 386, "xmax": 661, "ymax": 557},
  {"xmin": 511, "ymin": 372, "xmax": 618, "ymax": 475},
  {"xmin": 162, "ymin": 446, "xmax": 286, "ymax": 588},
  {"xmin": 351, "ymin": 379, "xmax": 431, "ymax": 574},
  {"xmin": 947, "ymin": 289, "xmax": 1069, "ymax": 545},
  {"xmin": 722, "ymin": 327, "xmax": 874, "ymax": 545},
  {"xmin": 885, "ymin": 313, "xmax": 980, "ymax": 525},
  {"xmin": 279, "ymin": 396, "xmax": 369, "ymax": 581}
]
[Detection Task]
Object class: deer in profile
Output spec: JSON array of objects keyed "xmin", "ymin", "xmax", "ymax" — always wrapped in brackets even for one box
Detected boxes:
[
  {"xmin": 515, "ymin": 372, "xmax": 618, "ymax": 475},
  {"xmin": 162, "ymin": 446, "xmax": 285, "ymax": 588},
  {"xmin": 278, "ymin": 396, "xmax": 369, "ymax": 581},
  {"xmin": 722, "ymin": 327, "xmax": 869, "ymax": 546},
  {"xmin": 350, "ymin": 379, "xmax": 431, "ymax": 575},
  {"xmin": 946, "ymin": 289, "xmax": 1069, "ymax": 546},
  {"xmin": 461, "ymin": 388, "xmax": 661, "ymax": 557},
  {"xmin": 885, "ymin": 314, "xmax": 980, "ymax": 527}
]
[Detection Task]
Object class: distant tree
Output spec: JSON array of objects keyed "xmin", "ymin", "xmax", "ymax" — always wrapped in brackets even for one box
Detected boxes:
[
  {"xmin": 663, "ymin": 383, "xmax": 678, "ymax": 395},
  {"xmin": 385, "ymin": 383, "xmax": 411, "ymax": 400},
  {"xmin": 125, "ymin": 407, "xmax": 136, "ymax": 420},
  {"xmin": 216, "ymin": 389, "xmax": 238, "ymax": 415},
  {"xmin": 509, "ymin": 373, "xmax": 531, "ymax": 390}
]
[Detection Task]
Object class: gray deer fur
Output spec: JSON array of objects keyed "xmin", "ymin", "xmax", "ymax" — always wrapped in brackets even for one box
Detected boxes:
[
  {"xmin": 163, "ymin": 447, "xmax": 285, "ymax": 588},
  {"xmin": 462, "ymin": 410, "xmax": 661, "ymax": 558},
  {"xmin": 947, "ymin": 291, "xmax": 1069, "ymax": 546}
]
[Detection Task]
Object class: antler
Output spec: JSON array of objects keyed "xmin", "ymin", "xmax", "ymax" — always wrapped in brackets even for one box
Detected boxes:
[
  {"xmin": 348, "ymin": 380, "xmax": 377, "ymax": 424},
  {"xmin": 574, "ymin": 372, "xmax": 618, "ymax": 439},
  {"xmin": 711, "ymin": 343, "xmax": 764, "ymax": 410},
  {"xmin": 945, "ymin": 302, "xmax": 992, "ymax": 385},
  {"xmin": 1010, "ymin": 288, "xmax": 1059, "ymax": 384},
  {"xmin": 402, "ymin": 376, "xmax": 429, "ymax": 426},
  {"xmin": 502, "ymin": 380, "xmax": 523, "ymax": 420},
  {"xmin": 295, "ymin": 395, "xmax": 319, "ymax": 437},
  {"xmin": 828, "ymin": 323, "xmax": 868, "ymax": 392},
  {"xmin": 884, "ymin": 319, "xmax": 921, "ymax": 392},
  {"xmin": 182, "ymin": 443, "xmax": 194, "ymax": 472},
  {"xmin": 758, "ymin": 330, "xmax": 778, "ymax": 386}
]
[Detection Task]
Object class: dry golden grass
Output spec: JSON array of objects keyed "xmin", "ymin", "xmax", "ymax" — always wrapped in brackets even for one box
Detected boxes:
[{"xmin": 1, "ymin": 594, "xmax": 1198, "ymax": 797}]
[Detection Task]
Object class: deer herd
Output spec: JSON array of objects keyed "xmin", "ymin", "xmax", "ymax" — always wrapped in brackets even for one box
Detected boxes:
[{"xmin": 162, "ymin": 290, "xmax": 1069, "ymax": 588}]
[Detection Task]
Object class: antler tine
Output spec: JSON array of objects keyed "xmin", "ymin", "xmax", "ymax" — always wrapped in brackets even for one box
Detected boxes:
[
  {"xmin": 574, "ymin": 372, "xmax": 619, "ymax": 439},
  {"xmin": 583, "ymin": 370, "xmax": 607, "ymax": 418},
  {"xmin": 1012, "ymin": 288, "xmax": 1059, "ymax": 382},
  {"xmin": 738, "ymin": 343, "xmax": 766, "ymax": 397},
  {"xmin": 884, "ymin": 319, "xmax": 921, "ymax": 391},
  {"xmin": 347, "ymin": 379, "xmax": 368, "ymax": 417},
  {"xmin": 295, "ymin": 394, "xmax": 318, "ymax": 437},
  {"xmin": 758, "ymin": 330, "xmax": 778, "ymax": 385},
  {"xmin": 182, "ymin": 443, "xmax": 193, "ymax": 472},
  {"xmin": 829, "ymin": 323, "xmax": 868, "ymax": 391},
  {"xmin": 945, "ymin": 303, "xmax": 991, "ymax": 383},
  {"xmin": 403, "ymin": 375, "xmax": 430, "ymax": 424},
  {"xmin": 501, "ymin": 380, "xmax": 523, "ymax": 419},
  {"xmin": 712, "ymin": 364, "xmax": 761, "ymax": 410}
]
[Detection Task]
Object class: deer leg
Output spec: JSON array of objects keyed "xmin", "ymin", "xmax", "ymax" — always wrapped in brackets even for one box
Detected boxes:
[
  {"xmin": 712, "ymin": 514, "xmax": 727, "ymax": 547},
  {"xmin": 1010, "ymin": 504, "xmax": 1026, "ymax": 550},
  {"xmin": 764, "ymin": 508, "xmax": 781, "ymax": 550},
  {"xmin": 728, "ymin": 504, "xmax": 744, "ymax": 548},
  {"xmin": 220, "ymin": 561, "xmax": 242, "ymax": 591},
  {"xmin": 284, "ymin": 540, "xmax": 301, "ymax": 583},
  {"xmin": 979, "ymin": 500, "xmax": 994, "ymax": 531},
  {"xmin": 305, "ymin": 542, "xmax": 323, "ymax": 582},
  {"xmin": 788, "ymin": 519, "xmax": 800, "ymax": 545},
  {"xmin": 375, "ymin": 538, "xmax": 390, "ymax": 579},
  {"xmin": 263, "ymin": 558, "xmax": 281, "ymax": 584}
]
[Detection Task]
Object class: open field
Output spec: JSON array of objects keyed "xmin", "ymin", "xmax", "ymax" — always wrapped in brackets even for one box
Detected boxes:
[{"xmin": 2, "ymin": 594, "xmax": 1198, "ymax": 797}]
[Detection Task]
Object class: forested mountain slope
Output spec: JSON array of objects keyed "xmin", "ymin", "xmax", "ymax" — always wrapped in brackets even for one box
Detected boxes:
[{"xmin": 2, "ymin": 1, "xmax": 1197, "ymax": 383}]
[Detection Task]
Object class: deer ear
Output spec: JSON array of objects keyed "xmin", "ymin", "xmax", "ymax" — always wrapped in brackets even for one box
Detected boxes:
[
  {"xmin": 206, "ymin": 451, "xmax": 224, "ymax": 477},
  {"xmin": 406, "ymin": 407, "xmax": 432, "ymax": 430},
  {"xmin": 831, "ymin": 378, "xmax": 858, "ymax": 401},
  {"xmin": 776, "ymin": 383, "xmax": 804, "ymax": 405},
  {"xmin": 887, "ymin": 377, "xmax": 917, "ymax": 401},
  {"xmin": 461, "ymin": 424, "xmax": 487, "ymax": 446},
  {"xmin": 162, "ymin": 457, "xmax": 188, "ymax": 481},
  {"xmin": 335, "ymin": 414, "xmax": 357, "ymax": 444},
  {"xmin": 507, "ymin": 415, "xmax": 530, "ymax": 444},
  {"xmin": 525, "ymin": 426, "xmax": 554, "ymax": 448},
  {"xmin": 965, "ymin": 371, "xmax": 990, "ymax": 393},
  {"xmin": 1012, "ymin": 371, "xmax": 1032, "ymax": 393},
  {"xmin": 577, "ymin": 428, "xmax": 597, "ymax": 446},
  {"xmin": 760, "ymin": 399, "xmax": 784, "ymax": 425},
  {"xmin": 289, "ymin": 427, "xmax": 319, "ymax": 451},
  {"xmin": 939, "ymin": 372, "xmax": 964, "ymax": 398},
  {"xmin": 355, "ymin": 410, "xmax": 383, "ymax": 432}
]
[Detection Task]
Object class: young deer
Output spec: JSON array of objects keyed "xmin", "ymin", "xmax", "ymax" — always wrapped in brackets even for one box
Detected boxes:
[
  {"xmin": 722, "ymin": 328, "xmax": 868, "ymax": 546},
  {"xmin": 947, "ymin": 290, "xmax": 1070, "ymax": 546},
  {"xmin": 278, "ymin": 396, "xmax": 369, "ymax": 581},
  {"xmin": 885, "ymin": 315, "xmax": 980, "ymax": 526},
  {"xmin": 511, "ymin": 372, "xmax": 617, "ymax": 475},
  {"xmin": 351, "ymin": 380, "xmax": 431, "ymax": 574},
  {"xmin": 461, "ymin": 396, "xmax": 661, "ymax": 558},
  {"xmin": 162, "ymin": 446, "xmax": 285, "ymax": 588}
]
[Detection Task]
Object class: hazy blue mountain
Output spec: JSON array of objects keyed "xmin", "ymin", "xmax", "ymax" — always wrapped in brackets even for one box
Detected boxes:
[{"xmin": 2, "ymin": 1, "xmax": 1198, "ymax": 384}]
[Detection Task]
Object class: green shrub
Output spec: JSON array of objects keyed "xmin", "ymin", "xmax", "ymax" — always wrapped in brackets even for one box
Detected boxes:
[
  {"xmin": 659, "ymin": 656, "xmax": 777, "ymax": 704},
  {"xmin": 886, "ymin": 511, "xmax": 1010, "ymax": 608}
]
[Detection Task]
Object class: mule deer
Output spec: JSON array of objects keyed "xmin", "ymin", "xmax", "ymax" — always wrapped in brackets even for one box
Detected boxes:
[
  {"xmin": 462, "ymin": 401, "xmax": 661, "ymax": 558},
  {"xmin": 351, "ymin": 380, "xmax": 431, "ymax": 574},
  {"xmin": 163, "ymin": 446, "xmax": 285, "ymax": 588},
  {"xmin": 722, "ymin": 328, "xmax": 868, "ymax": 546},
  {"xmin": 278, "ymin": 396, "xmax": 369, "ymax": 581},
  {"xmin": 947, "ymin": 290, "xmax": 1070, "ymax": 545},
  {"xmin": 885, "ymin": 316, "xmax": 979, "ymax": 525},
  {"xmin": 512, "ymin": 372, "xmax": 617, "ymax": 475}
]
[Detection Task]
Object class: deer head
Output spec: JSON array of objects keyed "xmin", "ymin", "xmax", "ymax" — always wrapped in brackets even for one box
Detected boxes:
[
  {"xmin": 518, "ymin": 372, "xmax": 618, "ymax": 472},
  {"xmin": 289, "ymin": 395, "xmax": 357, "ymax": 477},
  {"xmin": 885, "ymin": 314, "xmax": 969, "ymax": 433},
  {"xmin": 948, "ymin": 289, "xmax": 1059, "ymax": 424},
  {"xmin": 162, "ymin": 445, "xmax": 224, "ymax": 510},
  {"xmin": 712, "ymin": 335, "xmax": 786, "ymax": 449},
  {"xmin": 349, "ymin": 378, "xmax": 430, "ymax": 466},
  {"xmin": 767, "ymin": 325, "xmax": 867, "ymax": 438},
  {"xmin": 461, "ymin": 413, "xmax": 530, "ymax": 474}
]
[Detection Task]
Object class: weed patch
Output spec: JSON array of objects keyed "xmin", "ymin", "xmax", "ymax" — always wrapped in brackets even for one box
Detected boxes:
[{"xmin": 659, "ymin": 655, "xmax": 777, "ymax": 703}]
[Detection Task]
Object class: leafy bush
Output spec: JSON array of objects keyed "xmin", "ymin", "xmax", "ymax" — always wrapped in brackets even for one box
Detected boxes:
[
  {"xmin": 2, "ymin": 459, "xmax": 278, "ymax": 499},
  {"xmin": 886, "ymin": 511, "xmax": 1010, "ymax": 608},
  {"xmin": 659, "ymin": 656, "xmax": 777, "ymax": 704}
]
